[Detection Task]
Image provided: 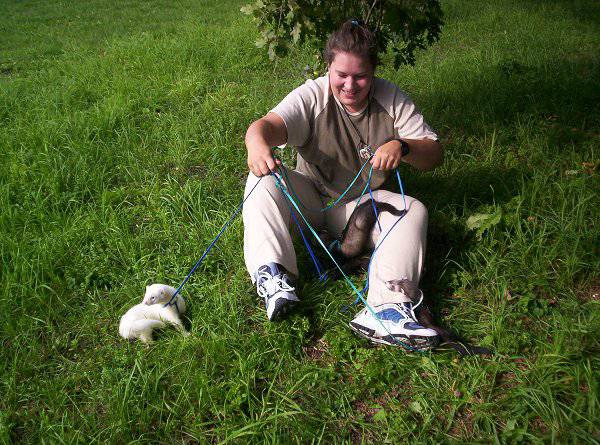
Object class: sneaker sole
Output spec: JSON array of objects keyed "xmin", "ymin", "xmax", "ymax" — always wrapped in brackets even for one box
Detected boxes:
[{"xmin": 349, "ymin": 322, "xmax": 440, "ymax": 351}]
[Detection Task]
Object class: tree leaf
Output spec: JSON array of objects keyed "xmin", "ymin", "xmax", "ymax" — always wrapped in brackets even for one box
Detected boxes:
[
  {"xmin": 466, "ymin": 207, "xmax": 502, "ymax": 238},
  {"xmin": 255, "ymin": 36, "xmax": 267, "ymax": 48},
  {"xmin": 267, "ymin": 42, "xmax": 277, "ymax": 60},
  {"xmin": 241, "ymin": 0, "xmax": 443, "ymax": 65}
]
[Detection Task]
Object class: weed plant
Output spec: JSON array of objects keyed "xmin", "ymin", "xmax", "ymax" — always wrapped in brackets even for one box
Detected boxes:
[{"xmin": 1, "ymin": 0, "xmax": 598, "ymax": 443}]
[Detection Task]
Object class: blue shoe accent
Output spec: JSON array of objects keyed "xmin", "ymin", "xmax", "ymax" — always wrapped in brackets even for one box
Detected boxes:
[
  {"xmin": 376, "ymin": 308, "xmax": 404, "ymax": 323},
  {"xmin": 404, "ymin": 322, "xmax": 425, "ymax": 330}
]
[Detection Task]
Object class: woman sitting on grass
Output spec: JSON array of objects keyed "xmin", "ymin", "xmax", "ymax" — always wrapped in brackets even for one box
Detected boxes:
[{"xmin": 242, "ymin": 19, "xmax": 443, "ymax": 351}]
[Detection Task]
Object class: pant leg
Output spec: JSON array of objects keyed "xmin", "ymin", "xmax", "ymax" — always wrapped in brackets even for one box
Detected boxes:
[
  {"xmin": 326, "ymin": 190, "xmax": 428, "ymax": 305},
  {"xmin": 366, "ymin": 190, "xmax": 428, "ymax": 305},
  {"xmin": 243, "ymin": 168, "xmax": 325, "ymax": 280}
]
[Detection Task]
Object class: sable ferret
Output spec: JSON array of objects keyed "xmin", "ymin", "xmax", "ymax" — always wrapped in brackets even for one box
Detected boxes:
[
  {"xmin": 323, "ymin": 200, "xmax": 406, "ymax": 275},
  {"xmin": 119, "ymin": 284, "xmax": 189, "ymax": 344},
  {"xmin": 335, "ymin": 201, "xmax": 406, "ymax": 258}
]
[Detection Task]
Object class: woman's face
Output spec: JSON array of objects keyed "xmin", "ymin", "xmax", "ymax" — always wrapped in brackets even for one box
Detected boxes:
[{"xmin": 328, "ymin": 51, "xmax": 374, "ymax": 113}]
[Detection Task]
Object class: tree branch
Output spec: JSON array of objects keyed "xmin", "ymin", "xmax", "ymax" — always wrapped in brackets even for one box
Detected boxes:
[{"xmin": 365, "ymin": 0, "xmax": 378, "ymax": 25}]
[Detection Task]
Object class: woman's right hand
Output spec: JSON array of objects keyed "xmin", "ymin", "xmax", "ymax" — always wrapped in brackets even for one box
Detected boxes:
[
  {"xmin": 245, "ymin": 113, "xmax": 288, "ymax": 177},
  {"xmin": 247, "ymin": 144, "xmax": 281, "ymax": 177}
]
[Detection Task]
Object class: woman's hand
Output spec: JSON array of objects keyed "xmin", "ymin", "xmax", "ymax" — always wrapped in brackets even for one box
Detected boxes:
[
  {"xmin": 371, "ymin": 138, "xmax": 444, "ymax": 172},
  {"xmin": 245, "ymin": 113, "xmax": 287, "ymax": 177},
  {"xmin": 371, "ymin": 140, "xmax": 403, "ymax": 171},
  {"xmin": 247, "ymin": 144, "xmax": 281, "ymax": 177}
]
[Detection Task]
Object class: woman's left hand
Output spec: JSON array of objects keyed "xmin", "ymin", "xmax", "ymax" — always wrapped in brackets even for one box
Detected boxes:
[{"xmin": 370, "ymin": 140, "xmax": 403, "ymax": 171}]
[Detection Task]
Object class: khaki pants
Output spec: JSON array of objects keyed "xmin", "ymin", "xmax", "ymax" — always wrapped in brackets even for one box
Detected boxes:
[{"xmin": 242, "ymin": 169, "xmax": 428, "ymax": 305}]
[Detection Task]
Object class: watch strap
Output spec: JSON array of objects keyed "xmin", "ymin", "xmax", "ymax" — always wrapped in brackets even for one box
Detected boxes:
[{"xmin": 398, "ymin": 139, "xmax": 410, "ymax": 157}]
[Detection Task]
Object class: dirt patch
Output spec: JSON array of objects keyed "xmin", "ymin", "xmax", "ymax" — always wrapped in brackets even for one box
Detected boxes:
[
  {"xmin": 448, "ymin": 406, "xmax": 475, "ymax": 438},
  {"xmin": 185, "ymin": 164, "xmax": 207, "ymax": 179},
  {"xmin": 576, "ymin": 278, "xmax": 600, "ymax": 302},
  {"xmin": 513, "ymin": 357, "xmax": 530, "ymax": 371},
  {"xmin": 351, "ymin": 386, "xmax": 409, "ymax": 422},
  {"xmin": 302, "ymin": 338, "xmax": 330, "ymax": 362},
  {"xmin": 495, "ymin": 371, "xmax": 518, "ymax": 392},
  {"xmin": 530, "ymin": 417, "xmax": 549, "ymax": 435},
  {"xmin": 352, "ymin": 400, "xmax": 381, "ymax": 422},
  {"xmin": 349, "ymin": 426, "xmax": 377, "ymax": 444}
]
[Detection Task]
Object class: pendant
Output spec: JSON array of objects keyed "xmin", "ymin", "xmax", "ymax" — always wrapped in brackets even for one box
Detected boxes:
[{"xmin": 359, "ymin": 143, "xmax": 373, "ymax": 160}]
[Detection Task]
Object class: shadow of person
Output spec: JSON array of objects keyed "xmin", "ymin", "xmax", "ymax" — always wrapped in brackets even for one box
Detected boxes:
[{"xmin": 392, "ymin": 53, "xmax": 598, "ymax": 334}]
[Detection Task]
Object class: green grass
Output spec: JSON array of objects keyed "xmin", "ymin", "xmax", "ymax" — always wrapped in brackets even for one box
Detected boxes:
[{"xmin": 1, "ymin": 0, "xmax": 599, "ymax": 442}]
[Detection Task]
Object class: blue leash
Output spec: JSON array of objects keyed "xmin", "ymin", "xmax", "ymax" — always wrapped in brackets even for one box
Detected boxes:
[
  {"xmin": 164, "ymin": 176, "xmax": 264, "ymax": 308},
  {"xmin": 271, "ymin": 170, "xmax": 425, "ymax": 353},
  {"xmin": 162, "ymin": 158, "xmax": 422, "ymax": 352},
  {"xmin": 280, "ymin": 189, "xmax": 328, "ymax": 281},
  {"xmin": 339, "ymin": 167, "xmax": 409, "ymax": 311},
  {"xmin": 163, "ymin": 157, "xmax": 370, "ymax": 308}
]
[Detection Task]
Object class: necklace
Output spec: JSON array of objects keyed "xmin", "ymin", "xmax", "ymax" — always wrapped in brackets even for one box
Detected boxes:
[{"xmin": 341, "ymin": 101, "xmax": 372, "ymax": 161}]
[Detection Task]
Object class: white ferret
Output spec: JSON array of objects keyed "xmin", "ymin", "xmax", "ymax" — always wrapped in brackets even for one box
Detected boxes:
[{"xmin": 119, "ymin": 283, "xmax": 189, "ymax": 344}]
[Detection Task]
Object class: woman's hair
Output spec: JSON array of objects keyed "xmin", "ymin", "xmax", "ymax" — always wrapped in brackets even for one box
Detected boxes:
[{"xmin": 323, "ymin": 19, "xmax": 378, "ymax": 69}]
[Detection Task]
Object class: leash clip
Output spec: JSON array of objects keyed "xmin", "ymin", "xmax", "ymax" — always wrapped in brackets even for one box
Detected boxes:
[{"xmin": 359, "ymin": 144, "xmax": 373, "ymax": 161}]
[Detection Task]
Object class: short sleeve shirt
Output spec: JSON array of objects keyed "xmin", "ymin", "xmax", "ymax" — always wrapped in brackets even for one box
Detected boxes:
[{"xmin": 271, "ymin": 74, "xmax": 438, "ymax": 200}]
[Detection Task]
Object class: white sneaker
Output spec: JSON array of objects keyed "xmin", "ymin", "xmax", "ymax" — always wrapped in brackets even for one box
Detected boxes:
[
  {"xmin": 255, "ymin": 263, "xmax": 299, "ymax": 321},
  {"xmin": 349, "ymin": 300, "xmax": 439, "ymax": 350}
]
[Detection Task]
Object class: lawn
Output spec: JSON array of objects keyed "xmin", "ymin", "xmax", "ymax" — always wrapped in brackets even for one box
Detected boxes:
[{"xmin": 1, "ymin": 0, "xmax": 598, "ymax": 442}]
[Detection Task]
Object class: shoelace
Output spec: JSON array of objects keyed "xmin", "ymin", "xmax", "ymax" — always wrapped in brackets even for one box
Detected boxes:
[
  {"xmin": 395, "ymin": 303, "xmax": 419, "ymax": 323},
  {"xmin": 398, "ymin": 290, "xmax": 425, "ymax": 322},
  {"xmin": 256, "ymin": 270, "xmax": 295, "ymax": 300},
  {"xmin": 411, "ymin": 290, "xmax": 424, "ymax": 311},
  {"xmin": 372, "ymin": 291, "xmax": 425, "ymax": 323}
]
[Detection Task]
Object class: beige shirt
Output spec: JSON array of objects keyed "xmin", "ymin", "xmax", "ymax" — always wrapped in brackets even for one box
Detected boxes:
[{"xmin": 271, "ymin": 74, "xmax": 438, "ymax": 201}]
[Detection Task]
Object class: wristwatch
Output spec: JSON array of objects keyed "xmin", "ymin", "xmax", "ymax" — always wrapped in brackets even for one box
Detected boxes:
[{"xmin": 397, "ymin": 139, "xmax": 410, "ymax": 157}]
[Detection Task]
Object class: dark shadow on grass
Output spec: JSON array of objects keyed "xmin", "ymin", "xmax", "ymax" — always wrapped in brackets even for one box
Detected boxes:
[
  {"xmin": 426, "ymin": 57, "xmax": 599, "ymax": 142},
  {"xmin": 522, "ymin": 0, "xmax": 600, "ymax": 26},
  {"xmin": 444, "ymin": 0, "xmax": 600, "ymax": 28},
  {"xmin": 394, "ymin": 165, "xmax": 523, "ymax": 214},
  {"xmin": 413, "ymin": 51, "xmax": 596, "ymax": 256}
]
